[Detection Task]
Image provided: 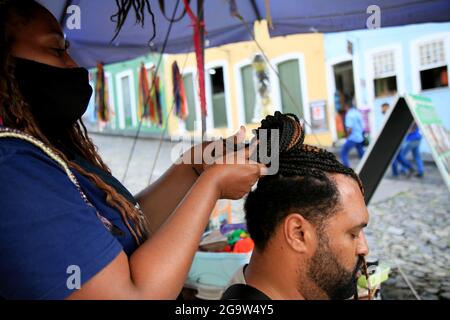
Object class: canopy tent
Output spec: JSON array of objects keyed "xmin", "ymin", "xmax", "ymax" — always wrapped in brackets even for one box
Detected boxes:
[
  {"xmin": 39, "ymin": 0, "xmax": 450, "ymax": 68},
  {"xmin": 40, "ymin": 0, "xmax": 260, "ymax": 67},
  {"xmin": 265, "ymin": 0, "xmax": 450, "ymax": 38}
]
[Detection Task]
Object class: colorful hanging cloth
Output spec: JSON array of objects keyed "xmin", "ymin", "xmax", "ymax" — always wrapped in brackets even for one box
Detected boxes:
[
  {"xmin": 138, "ymin": 63, "xmax": 163, "ymax": 126},
  {"xmin": 172, "ymin": 61, "xmax": 188, "ymax": 120},
  {"xmin": 150, "ymin": 66, "xmax": 163, "ymax": 126},
  {"xmin": 95, "ymin": 62, "xmax": 110, "ymax": 124},
  {"xmin": 138, "ymin": 62, "xmax": 151, "ymax": 122}
]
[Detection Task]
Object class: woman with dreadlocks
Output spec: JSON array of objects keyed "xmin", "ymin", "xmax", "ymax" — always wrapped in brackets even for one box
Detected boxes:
[
  {"xmin": 222, "ymin": 111, "xmax": 370, "ymax": 300},
  {"xmin": 0, "ymin": 1, "xmax": 265, "ymax": 299}
]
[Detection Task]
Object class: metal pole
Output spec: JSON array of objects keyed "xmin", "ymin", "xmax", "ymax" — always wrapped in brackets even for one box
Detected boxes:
[{"xmin": 197, "ymin": 0, "xmax": 206, "ymax": 140}]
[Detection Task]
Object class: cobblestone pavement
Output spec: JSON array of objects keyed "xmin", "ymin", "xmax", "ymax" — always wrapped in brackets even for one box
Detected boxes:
[
  {"xmin": 90, "ymin": 133, "xmax": 450, "ymax": 300},
  {"xmin": 365, "ymin": 168, "xmax": 450, "ymax": 300}
]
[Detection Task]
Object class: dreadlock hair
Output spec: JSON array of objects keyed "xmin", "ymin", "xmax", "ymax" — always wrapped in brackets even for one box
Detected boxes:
[
  {"xmin": 110, "ymin": 0, "xmax": 156, "ymax": 44},
  {"xmin": 0, "ymin": 0, "xmax": 147, "ymax": 245},
  {"xmin": 245, "ymin": 111, "xmax": 364, "ymax": 250}
]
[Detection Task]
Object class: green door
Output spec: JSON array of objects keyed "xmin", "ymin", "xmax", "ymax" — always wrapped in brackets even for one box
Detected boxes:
[
  {"xmin": 209, "ymin": 67, "xmax": 228, "ymax": 128},
  {"xmin": 241, "ymin": 65, "xmax": 256, "ymax": 124},
  {"xmin": 183, "ymin": 73, "xmax": 197, "ymax": 131},
  {"xmin": 121, "ymin": 75, "xmax": 133, "ymax": 127},
  {"xmin": 278, "ymin": 59, "xmax": 303, "ymax": 118}
]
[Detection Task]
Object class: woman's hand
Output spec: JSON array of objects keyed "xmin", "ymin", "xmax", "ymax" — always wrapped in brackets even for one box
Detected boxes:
[
  {"xmin": 189, "ymin": 126, "xmax": 255, "ymax": 176},
  {"xmin": 201, "ymin": 141, "xmax": 267, "ymax": 200}
]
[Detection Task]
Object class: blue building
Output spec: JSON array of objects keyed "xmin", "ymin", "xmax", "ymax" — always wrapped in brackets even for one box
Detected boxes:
[{"xmin": 324, "ymin": 22, "xmax": 450, "ymax": 153}]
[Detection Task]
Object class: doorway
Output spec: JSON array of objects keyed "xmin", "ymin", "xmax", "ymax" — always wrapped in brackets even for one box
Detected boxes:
[{"xmin": 333, "ymin": 61, "xmax": 355, "ymax": 139}]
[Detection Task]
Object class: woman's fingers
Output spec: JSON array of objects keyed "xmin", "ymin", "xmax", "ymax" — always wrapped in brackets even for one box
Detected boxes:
[
  {"xmin": 228, "ymin": 125, "xmax": 246, "ymax": 144},
  {"xmin": 248, "ymin": 160, "xmax": 268, "ymax": 176},
  {"xmin": 223, "ymin": 125, "xmax": 245, "ymax": 146},
  {"xmin": 258, "ymin": 163, "xmax": 269, "ymax": 176},
  {"xmin": 220, "ymin": 139, "xmax": 262, "ymax": 165},
  {"xmin": 204, "ymin": 155, "xmax": 268, "ymax": 200},
  {"xmin": 245, "ymin": 139, "xmax": 259, "ymax": 160},
  {"xmin": 235, "ymin": 125, "xmax": 246, "ymax": 144}
]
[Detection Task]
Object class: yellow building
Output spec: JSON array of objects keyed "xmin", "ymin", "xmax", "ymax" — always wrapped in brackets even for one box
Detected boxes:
[{"xmin": 164, "ymin": 21, "xmax": 333, "ymax": 146}]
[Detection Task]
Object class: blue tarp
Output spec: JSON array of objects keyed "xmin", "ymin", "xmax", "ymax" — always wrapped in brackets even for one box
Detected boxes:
[
  {"xmin": 39, "ymin": 0, "xmax": 450, "ymax": 68},
  {"xmin": 265, "ymin": 0, "xmax": 450, "ymax": 37}
]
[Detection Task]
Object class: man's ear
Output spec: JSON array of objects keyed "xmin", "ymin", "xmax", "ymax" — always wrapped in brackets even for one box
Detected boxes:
[{"xmin": 283, "ymin": 213, "xmax": 317, "ymax": 254}]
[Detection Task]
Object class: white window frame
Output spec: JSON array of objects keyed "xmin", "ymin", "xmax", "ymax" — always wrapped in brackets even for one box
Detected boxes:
[
  {"xmin": 179, "ymin": 67, "xmax": 202, "ymax": 134},
  {"xmin": 115, "ymin": 69, "xmax": 137, "ymax": 129},
  {"xmin": 105, "ymin": 72, "xmax": 116, "ymax": 129},
  {"xmin": 86, "ymin": 77, "xmax": 96, "ymax": 123},
  {"xmin": 410, "ymin": 32, "xmax": 450, "ymax": 93},
  {"xmin": 372, "ymin": 51, "xmax": 396, "ymax": 79},
  {"xmin": 270, "ymin": 53, "xmax": 311, "ymax": 134},
  {"xmin": 205, "ymin": 60, "xmax": 233, "ymax": 131},
  {"xmin": 364, "ymin": 44, "xmax": 405, "ymax": 139},
  {"xmin": 234, "ymin": 58, "xmax": 256, "ymax": 127}
]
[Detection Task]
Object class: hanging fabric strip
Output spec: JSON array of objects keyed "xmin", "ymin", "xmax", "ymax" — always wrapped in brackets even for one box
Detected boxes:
[
  {"xmin": 178, "ymin": 67, "xmax": 188, "ymax": 120},
  {"xmin": 154, "ymin": 70, "xmax": 163, "ymax": 126},
  {"xmin": 148, "ymin": 67, "xmax": 158, "ymax": 125},
  {"xmin": 172, "ymin": 61, "xmax": 188, "ymax": 120},
  {"xmin": 95, "ymin": 62, "xmax": 110, "ymax": 123},
  {"xmin": 148, "ymin": 66, "xmax": 159, "ymax": 124},
  {"xmin": 182, "ymin": 0, "xmax": 207, "ymax": 117},
  {"xmin": 138, "ymin": 62, "xmax": 151, "ymax": 122},
  {"xmin": 173, "ymin": 61, "xmax": 181, "ymax": 117}
]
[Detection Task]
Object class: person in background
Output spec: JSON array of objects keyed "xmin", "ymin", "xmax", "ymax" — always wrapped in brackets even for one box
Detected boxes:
[
  {"xmin": 382, "ymin": 103, "xmax": 425, "ymax": 178},
  {"xmin": 381, "ymin": 102, "xmax": 389, "ymax": 116},
  {"xmin": 340, "ymin": 100, "xmax": 365, "ymax": 167},
  {"xmin": 392, "ymin": 123, "xmax": 425, "ymax": 178}
]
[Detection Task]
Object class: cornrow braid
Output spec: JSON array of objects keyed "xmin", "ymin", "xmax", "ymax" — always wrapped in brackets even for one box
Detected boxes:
[
  {"xmin": 254, "ymin": 111, "xmax": 364, "ymax": 194},
  {"xmin": 245, "ymin": 111, "xmax": 365, "ymax": 250}
]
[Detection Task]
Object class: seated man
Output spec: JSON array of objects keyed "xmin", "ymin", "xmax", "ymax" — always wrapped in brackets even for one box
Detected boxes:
[{"xmin": 222, "ymin": 112, "xmax": 369, "ymax": 300}]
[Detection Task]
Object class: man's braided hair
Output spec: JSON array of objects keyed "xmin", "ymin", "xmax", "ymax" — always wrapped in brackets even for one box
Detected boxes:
[{"xmin": 246, "ymin": 111, "xmax": 364, "ymax": 250}]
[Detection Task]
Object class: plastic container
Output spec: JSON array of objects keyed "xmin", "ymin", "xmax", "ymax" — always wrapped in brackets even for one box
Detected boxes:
[
  {"xmin": 357, "ymin": 264, "xmax": 391, "ymax": 289},
  {"xmin": 187, "ymin": 251, "xmax": 251, "ymax": 289}
]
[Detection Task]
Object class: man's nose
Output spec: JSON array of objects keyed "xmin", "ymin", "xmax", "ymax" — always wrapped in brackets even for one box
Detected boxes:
[{"xmin": 357, "ymin": 231, "xmax": 369, "ymax": 256}]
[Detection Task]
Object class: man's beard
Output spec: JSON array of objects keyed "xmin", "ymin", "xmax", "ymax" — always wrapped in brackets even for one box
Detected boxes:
[{"xmin": 305, "ymin": 233, "xmax": 364, "ymax": 300}]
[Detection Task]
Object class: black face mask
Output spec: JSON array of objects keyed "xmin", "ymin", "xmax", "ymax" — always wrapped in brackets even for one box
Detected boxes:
[{"xmin": 13, "ymin": 57, "xmax": 93, "ymax": 132}]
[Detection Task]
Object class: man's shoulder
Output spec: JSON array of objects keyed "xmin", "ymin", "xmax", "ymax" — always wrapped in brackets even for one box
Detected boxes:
[{"xmin": 221, "ymin": 284, "xmax": 272, "ymax": 300}]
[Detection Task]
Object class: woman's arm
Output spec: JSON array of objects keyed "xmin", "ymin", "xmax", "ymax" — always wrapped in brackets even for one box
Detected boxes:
[
  {"xmin": 134, "ymin": 142, "xmax": 208, "ymax": 234},
  {"xmin": 68, "ymin": 159, "xmax": 265, "ymax": 300},
  {"xmin": 135, "ymin": 127, "xmax": 246, "ymax": 234}
]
